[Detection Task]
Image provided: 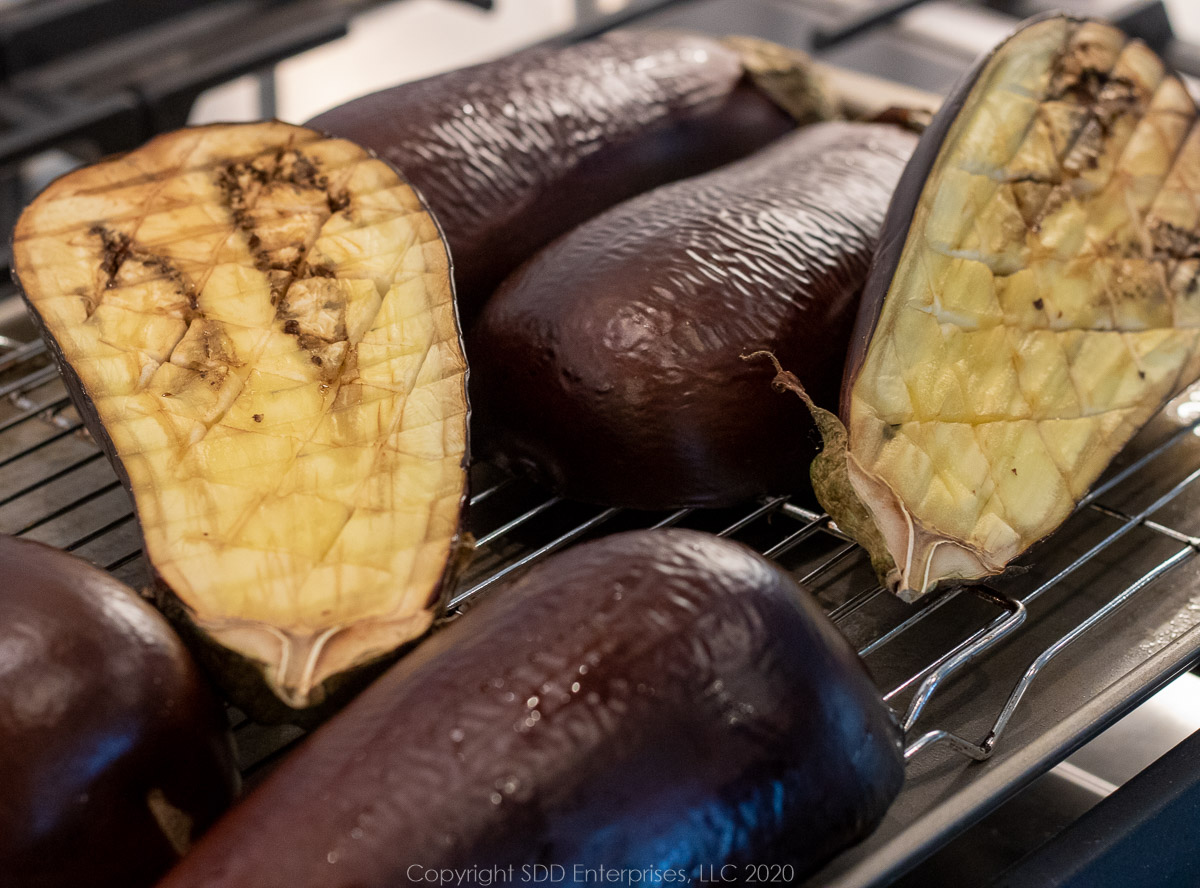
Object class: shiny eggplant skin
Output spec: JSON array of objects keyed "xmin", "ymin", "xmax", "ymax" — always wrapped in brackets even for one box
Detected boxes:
[
  {"xmin": 157, "ymin": 529, "xmax": 904, "ymax": 888},
  {"xmin": 468, "ymin": 122, "xmax": 917, "ymax": 509},
  {"xmin": 307, "ymin": 31, "xmax": 808, "ymax": 322},
  {"xmin": 0, "ymin": 535, "xmax": 238, "ymax": 888}
]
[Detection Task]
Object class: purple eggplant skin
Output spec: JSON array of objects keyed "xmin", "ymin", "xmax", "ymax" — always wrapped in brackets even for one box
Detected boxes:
[
  {"xmin": 156, "ymin": 529, "xmax": 904, "ymax": 888},
  {"xmin": 468, "ymin": 121, "xmax": 918, "ymax": 510},
  {"xmin": 306, "ymin": 31, "xmax": 802, "ymax": 324},
  {"xmin": 0, "ymin": 535, "xmax": 239, "ymax": 888}
]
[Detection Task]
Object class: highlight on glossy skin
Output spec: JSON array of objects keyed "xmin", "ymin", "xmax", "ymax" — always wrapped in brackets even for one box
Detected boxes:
[
  {"xmin": 156, "ymin": 530, "xmax": 903, "ymax": 888},
  {"xmin": 12, "ymin": 122, "xmax": 469, "ymax": 713},
  {"xmin": 0, "ymin": 535, "xmax": 238, "ymax": 888},
  {"xmin": 308, "ymin": 30, "xmax": 828, "ymax": 322},
  {"xmin": 470, "ymin": 121, "xmax": 917, "ymax": 509},
  {"xmin": 802, "ymin": 15, "xmax": 1200, "ymax": 601}
]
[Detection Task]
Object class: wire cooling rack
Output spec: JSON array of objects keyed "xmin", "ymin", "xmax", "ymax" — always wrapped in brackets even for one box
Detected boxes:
[{"xmin": 5, "ymin": 278, "xmax": 1200, "ymax": 882}]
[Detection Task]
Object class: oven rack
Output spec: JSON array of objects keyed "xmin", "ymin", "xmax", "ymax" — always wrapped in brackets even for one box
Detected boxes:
[{"xmin": 3, "ymin": 283, "xmax": 1200, "ymax": 785}]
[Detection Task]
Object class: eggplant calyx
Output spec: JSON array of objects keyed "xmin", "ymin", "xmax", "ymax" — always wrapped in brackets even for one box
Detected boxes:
[
  {"xmin": 745, "ymin": 350, "xmax": 893, "ymax": 582},
  {"xmin": 722, "ymin": 36, "xmax": 835, "ymax": 126},
  {"xmin": 749, "ymin": 351, "xmax": 996, "ymax": 600}
]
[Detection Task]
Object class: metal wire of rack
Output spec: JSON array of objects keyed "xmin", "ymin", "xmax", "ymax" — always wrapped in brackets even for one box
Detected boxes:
[{"xmin": 3, "ymin": 281, "xmax": 1200, "ymax": 784}]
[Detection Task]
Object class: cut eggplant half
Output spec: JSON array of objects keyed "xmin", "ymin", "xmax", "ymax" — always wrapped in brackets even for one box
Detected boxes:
[
  {"xmin": 13, "ymin": 122, "xmax": 470, "ymax": 714},
  {"xmin": 791, "ymin": 16, "xmax": 1200, "ymax": 601}
]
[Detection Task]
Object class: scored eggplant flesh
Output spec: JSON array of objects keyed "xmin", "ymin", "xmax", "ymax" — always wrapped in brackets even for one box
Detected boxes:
[
  {"xmin": 13, "ymin": 122, "xmax": 469, "ymax": 711},
  {"xmin": 802, "ymin": 16, "xmax": 1200, "ymax": 601}
]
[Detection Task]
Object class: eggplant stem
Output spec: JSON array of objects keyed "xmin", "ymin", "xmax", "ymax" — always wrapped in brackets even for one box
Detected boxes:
[
  {"xmin": 722, "ymin": 36, "xmax": 835, "ymax": 126},
  {"xmin": 742, "ymin": 350, "xmax": 898, "ymax": 584}
]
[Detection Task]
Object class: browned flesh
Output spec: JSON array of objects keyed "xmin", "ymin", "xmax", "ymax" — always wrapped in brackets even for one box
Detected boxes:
[
  {"xmin": 13, "ymin": 122, "xmax": 469, "ymax": 710},
  {"xmin": 811, "ymin": 17, "xmax": 1200, "ymax": 601}
]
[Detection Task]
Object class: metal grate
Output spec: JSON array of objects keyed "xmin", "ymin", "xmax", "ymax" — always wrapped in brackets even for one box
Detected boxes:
[
  {"xmin": 5, "ymin": 277, "xmax": 1200, "ymax": 830},
  {"xmin": 2, "ymin": 277, "xmax": 1200, "ymax": 758}
]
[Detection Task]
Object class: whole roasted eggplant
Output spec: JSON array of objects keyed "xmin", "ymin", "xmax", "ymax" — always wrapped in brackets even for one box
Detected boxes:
[
  {"xmin": 0, "ymin": 536, "xmax": 238, "ymax": 888},
  {"xmin": 781, "ymin": 15, "xmax": 1200, "ymax": 601},
  {"xmin": 156, "ymin": 529, "xmax": 904, "ymax": 887},
  {"xmin": 469, "ymin": 121, "xmax": 917, "ymax": 509},
  {"xmin": 307, "ymin": 30, "xmax": 831, "ymax": 322},
  {"xmin": 12, "ymin": 122, "xmax": 470, "ymax": 718}
]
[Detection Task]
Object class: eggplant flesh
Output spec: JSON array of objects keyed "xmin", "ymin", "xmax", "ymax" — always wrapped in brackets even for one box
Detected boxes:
[
  {"xmin": 12, "ymin": 122, "xmax": 469, "ymax": 714},
  {"xmin": 156, "ymin": 529, "xmax": 903, "ymax": 887},
  {"xmin": 801, "ymin": 16, "xmax": 1200, "ymax": 601},
  {"xmin": 307, "ymin": 30, "xmax": 829, "ymax": 322},
  {"xmin": 0, "ymin": 536, "xmax": 238, "ymax": 888},
  {"xmin": 470, "ymin": 121, "xmax": 916, "ymax": 509}
]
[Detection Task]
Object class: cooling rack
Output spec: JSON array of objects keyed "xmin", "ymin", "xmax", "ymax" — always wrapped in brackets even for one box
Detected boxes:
[{"xmin": 5, "ymin": 278, "xmax": 1200, "ymax": 886}]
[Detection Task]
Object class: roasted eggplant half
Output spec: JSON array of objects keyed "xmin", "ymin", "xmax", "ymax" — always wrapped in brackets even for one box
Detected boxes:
[
  {"xmin": 782, "ymin": 16, "xmax": 1200, "ymax": 601},
  {"xmin": 307, "ymin": 30, "xmax": 831, "ymax": 322},
  {"xmin": 0, "ymin": 535, "xmax": 238, "ymax": 888},
  {"xmin": 469, "ymin": 121, "xmax": 916, "ymax": 509},
  {"xmin": 12, "ymin": 122, "xmax": 469, "ymax": 716},
  {"xmin": 156, "ymin": 529, "xmax": 903, "ymax": 887}
]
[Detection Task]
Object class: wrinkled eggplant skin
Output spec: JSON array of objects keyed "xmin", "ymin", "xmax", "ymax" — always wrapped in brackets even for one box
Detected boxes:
[
  {"xmin": 307, "ymin": 31, "xmax": 795, "ymax": 322},
  {"xmin": 157, "ymin": 529, "xmax": 904, "ymax": 888},
  {"xmin": 0, "ymin": 536, "xmax": 238, "ymax": 888},
  {"xmin": 469, "ymin": 122, "xmax": 918, "ymax": 509}
]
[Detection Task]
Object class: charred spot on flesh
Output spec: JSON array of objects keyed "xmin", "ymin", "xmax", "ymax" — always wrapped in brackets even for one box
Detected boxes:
[
  {"xmin": 217, "ymin": 149, "xmax": 357, "ymax": 348},
  {"xmin": 1150, "ymin": 219, "xmax": 1200, "ymax": 263},
  {"xmin": 217, "ymin": 147, "xmax": 334, "ymax": 295},
  {"xmin": 217, "ymin": 147, "xmax": 328, "ymax": 203},
  {"xmin": 1047, "ymin": 30, "xmax": 1141, "ymax": 121},
  {"xmin": 89, "ymin": 226, "xmax": 197, "ymax": 318},
  {"xmin": 284, "ymin": 152, "xmax": 323, "ymax": 189},
  {"xmin": 326, "ymin": 191, "xmax": 350, "ymax": 214},
  {"xmin": 1045, "ymin": 34, "xmax": 1142, "ymax": 168},
  {"xmin": 1048, "ymin": 62, "xmax": 1108, "ymax": 106},
  {"xmin": 90, "ymin": 225, "xmax": 132, "ymax": 286}
]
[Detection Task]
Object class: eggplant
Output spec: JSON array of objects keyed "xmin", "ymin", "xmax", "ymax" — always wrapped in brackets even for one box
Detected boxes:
[
  {"xmin": 469, "ymin": 121, "xmax": 917, "ymax": 509},
  {"xmin": 0, "ymin": 535, "xmax": 238, "ymax": 888},
  {"xmin": 12, "ymin": 122, "xmax": 470, "ymax": 717},
  {"xmin": 777, "ymin": 15, "xmax": 1200, "ymax": 601},
  {"xmin": 156, "ymin": 529, "xmax": 903, "ymax": 887},
  {"xmin": 307, "ymin": 30, "xmax": 832, "ymax": 322}
]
